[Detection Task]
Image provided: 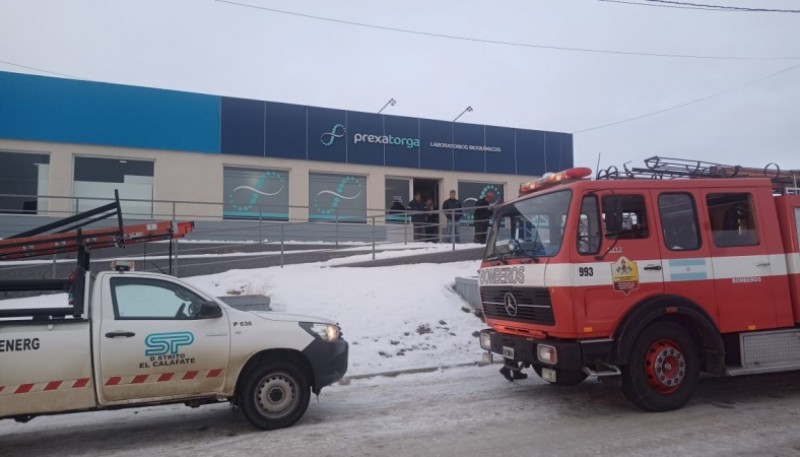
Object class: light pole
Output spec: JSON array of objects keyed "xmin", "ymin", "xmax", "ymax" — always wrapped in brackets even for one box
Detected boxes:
[
  {"xmin": 453, "ymin": 105, "xmax": 473, "ymax": 122},
  {"xmin": 378, "ymin": 98, "xmax": 396, "ymax": 114}
]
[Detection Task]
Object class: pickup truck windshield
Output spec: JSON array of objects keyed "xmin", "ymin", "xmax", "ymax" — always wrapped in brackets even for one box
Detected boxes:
[{"xmin": 485, "ymin": 190, "xmax": 571, "ymax": 260}]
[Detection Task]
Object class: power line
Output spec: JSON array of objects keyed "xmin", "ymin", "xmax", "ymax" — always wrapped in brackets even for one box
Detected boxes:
[
  {"xmin": 644, "ymin": 0, "xmax": 800, "ymax": 13},
  {"xmin": 214, "ymin": 0, "xmax": 800, "ymax": 61},
  {"xmin": 598, "ymin": 0, "xmax": 732, "ymax": 11},
  {"xmin": 0, "ymin": 59, "xmax": 81, "ymax": 79},
  {"xmin": 572, "ymin": 62, "xmax": 800, "ymax": 134}
]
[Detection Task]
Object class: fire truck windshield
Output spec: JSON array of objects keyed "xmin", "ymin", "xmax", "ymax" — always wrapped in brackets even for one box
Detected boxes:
[{"xmin": 485, "ymin": 190, "xmax": 571, "ymax": 260}]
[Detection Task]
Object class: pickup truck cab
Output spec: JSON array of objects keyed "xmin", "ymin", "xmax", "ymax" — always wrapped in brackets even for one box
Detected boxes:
[{"xmin": 0, "ymin": 268, "xmax": 349, "ymax": 430}]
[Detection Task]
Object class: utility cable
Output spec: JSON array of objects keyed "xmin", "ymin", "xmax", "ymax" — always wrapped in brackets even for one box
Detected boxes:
[
  {"xmin": 214, "ymin": 0, "xmax": 800, "ymax": 61},
  {"xmin": 572, "ymin": 61, "xmax": 800, "ymax": 134},
  {"xmin": 642, "ymin": 0, "xmax": 800, "ymax": 13}
]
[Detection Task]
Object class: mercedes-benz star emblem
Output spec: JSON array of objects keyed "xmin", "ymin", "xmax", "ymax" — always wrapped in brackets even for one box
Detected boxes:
[{"xmin": 503, "ymin": 292, "xmax": 518, "ymax": 317}]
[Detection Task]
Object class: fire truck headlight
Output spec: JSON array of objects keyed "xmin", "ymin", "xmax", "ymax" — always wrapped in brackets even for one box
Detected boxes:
[
  {"xmin": 301, "ymin": 322, "xmax": 341, "ymax": 341},
  {"xmin": 479, "ymin": 332, "xmax": 492, "ymax": 350},
  {"xmin": 537, "ymin": 344, "xmax": 558, "ymax": 365}
]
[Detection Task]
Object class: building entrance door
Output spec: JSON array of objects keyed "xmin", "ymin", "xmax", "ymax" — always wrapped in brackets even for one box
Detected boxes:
[{"xmin": 413, "ymin": 179, "xmax": 439, "ymax": 208}]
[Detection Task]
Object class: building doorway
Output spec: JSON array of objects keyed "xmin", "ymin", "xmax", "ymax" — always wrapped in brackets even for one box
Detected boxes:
[{"xmin": 413, "ymin": 179, "xmax": 440, "ymax": 209}]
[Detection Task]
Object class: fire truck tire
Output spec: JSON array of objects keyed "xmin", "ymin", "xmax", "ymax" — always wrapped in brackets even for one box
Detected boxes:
[
  {"xmin": 621, "ymin": 321, "xmax": 699, "ymax": 412},
  {"xmin": 239, "ymin": 361, "xmax": 311, "ymax": 430},
  {"xmin": 532, "ymin": 365, "xmax": 588, "ymax": 386}
]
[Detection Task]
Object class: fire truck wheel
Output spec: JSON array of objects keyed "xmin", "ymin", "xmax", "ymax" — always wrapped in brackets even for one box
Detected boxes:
[
  {"xmin": 621, "ymin": 321, "xmax": 699, "ymax": 412},
  {"xmin": 239, "ymin": 361, "xmax": 311, "ymax": 430},
  {"xmin": 532, "ymin": 365, "xmax": 588, "ymax": 386}
]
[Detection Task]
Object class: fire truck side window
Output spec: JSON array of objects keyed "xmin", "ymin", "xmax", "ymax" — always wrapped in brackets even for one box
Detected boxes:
[
  {"xmin": 706, "ymin": 193, "xmax": 759, "ymax": 247},
  {"xmin": 658, "ymin": 193, "xmax": 700, "ymax": 251},
  {"xmin": 577, "ymin": 195, "xmax": 601, "ymax": 255},
  {"xmin": 602, "ymin": 195, "xmax": 649, "ymax": 240}
]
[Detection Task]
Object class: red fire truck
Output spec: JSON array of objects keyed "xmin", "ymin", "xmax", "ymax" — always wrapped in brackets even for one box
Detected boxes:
[{"xmin": 478, "ymin": 156, "xmax": 800, "ymax": 411}]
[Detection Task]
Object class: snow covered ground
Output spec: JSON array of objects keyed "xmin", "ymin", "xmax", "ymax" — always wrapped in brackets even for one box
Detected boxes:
[{"xmin": 187, "ymin": 250, "xmax": 486, "ymax": 376}]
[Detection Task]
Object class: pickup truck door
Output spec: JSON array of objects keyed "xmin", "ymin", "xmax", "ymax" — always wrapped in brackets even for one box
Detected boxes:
[{"xmin": 97, "ymin": 275, "xmax": 230, "ymax": 404}]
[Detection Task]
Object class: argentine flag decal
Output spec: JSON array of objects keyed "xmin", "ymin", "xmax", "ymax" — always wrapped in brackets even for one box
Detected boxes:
[{"xmin": 668, "ymin": 258, "xmax": 709, "ymax": 281}]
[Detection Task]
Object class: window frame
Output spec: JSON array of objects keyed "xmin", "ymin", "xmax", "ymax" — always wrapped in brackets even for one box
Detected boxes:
[{"xmin": 658, "ymin": 192, "xmax": 702, "ymax": 252}]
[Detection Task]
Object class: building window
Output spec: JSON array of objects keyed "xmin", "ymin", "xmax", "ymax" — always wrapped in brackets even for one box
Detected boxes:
[
  {"xmin": 458, "ymin": 181, "xmax": 504, "ymax": 225},
  {"xmin": 0, "ymin": 151, "xmax": 50, "ymax": 214},
  {"xmin": 73, "ymin": 157, "xmax": 153, "ymax": 218},
  {"xmin": 385, "ymin": 178, "xmax": 411, "ymax": 223},
  {"xmin": 309, "ymin": 172, "xmax": 366, "ymax": 222},
  {"xmin": 223, "ymin": 167, "xmax": 289, "ymax": 220}
]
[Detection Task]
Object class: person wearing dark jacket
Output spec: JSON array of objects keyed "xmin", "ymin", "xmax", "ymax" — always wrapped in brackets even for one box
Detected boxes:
[
  {"xmin": 408, "ymin": 192, "xmax": 426, "ymax": 241},
  {"xmin": 442, "ymin": 190, "xmax": 463, "ymax": 243},
  {"xmin": 424, "ymin": 198, "xmax": 439, "ymax": 242},
  {"xmin": 473, "ymin": 191, "xmax": 494, "ymax": 244}
]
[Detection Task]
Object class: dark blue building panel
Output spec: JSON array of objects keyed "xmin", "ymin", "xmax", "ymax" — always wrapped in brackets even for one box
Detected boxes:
[
  {"xmin": 384, "ymin": 115, "xmax": 420, "ymax": 169},
  {"xmin": 265, "ymin": 102, "xmax": 307, "ymax": 160},
  {"xmin": 452, "ymin": 123, "xmax": 485, "ymax": 173},
  {"xmin": 0, "ymin": 71, "xmax": 574, "ymax": 176},
  {"xmin": 485, "ymin": 126, "xmax": 516, "ymax": 175},
  {"xmin": 308, "ymin": 107, "xmax": 347, "ymax": 164},
  {"xmin": 516, "ymin": 129, "xmax": 546, "ymax": 176},
  {"xmin": 221, "ymin": 97, "xmax": 265, "ymax": 157},
  {"xmin": 0, "ymin": 71, "xmax": 220, "ymax": 153},
  {"xmin": 420, "ymin": 119, "xmax": 453, "ymax": 171},
  {"xmin": 545, "ymin": 131, "xmax": 570, "ymax": 172},
  {"xmin": 346, "ymin": 111, "xmax": 384, "ymax": 166}
]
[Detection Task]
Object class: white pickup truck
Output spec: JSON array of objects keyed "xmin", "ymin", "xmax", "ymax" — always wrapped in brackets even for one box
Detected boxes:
[
  {"xmin": 0, "ymin": 198, "xmax": 348, "ymax": 431},
  {"xmin": 0, "ymin": 266, "xmax": 348, "ymax": 430}
]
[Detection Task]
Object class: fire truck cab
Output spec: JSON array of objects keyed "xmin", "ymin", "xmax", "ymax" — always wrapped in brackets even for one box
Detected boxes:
[{"xmin": 478, "ymin": 157, "xmax": 800, "ymax": 411}]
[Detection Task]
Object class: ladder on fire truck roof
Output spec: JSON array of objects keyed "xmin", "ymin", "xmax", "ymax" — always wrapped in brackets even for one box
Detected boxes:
[
  {"xmin": 0, "ymin": 191, "xmax": 194, "ymax": 320},
  {"xmin": 596, "ymin": 156, "xmax": 800, "ymax": 195}
]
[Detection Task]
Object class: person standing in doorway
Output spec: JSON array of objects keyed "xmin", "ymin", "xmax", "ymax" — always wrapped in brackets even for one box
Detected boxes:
[
  {"xmin": 408, "ymin": 192, "xmax": 426, "ymax": 241},
  {"xmin": 473, "ymin": 191, "xmax": 494, "ymax": 244},
  {"xmin": 424, "ymin": 198, "xmax": 439, "ymax": 242},
  {"xmin": 442, "ymin": 189, "xmax": 462, "ymax": 243}
]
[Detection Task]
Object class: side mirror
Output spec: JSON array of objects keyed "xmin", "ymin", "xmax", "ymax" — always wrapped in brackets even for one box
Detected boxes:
[
  {"xmin": 603, "ymin": 196, "xmax": 624, "ymax": 236},
  {"xmin": 197, "ymin": 301, "xmax": 223, "ymax": 319}
]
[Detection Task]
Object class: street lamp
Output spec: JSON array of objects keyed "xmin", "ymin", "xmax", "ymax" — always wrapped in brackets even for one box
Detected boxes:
[
  {"xmin": 378, "ymin": 98, "xmax": 397, "ymax": 114},
  {"xmin": 453, "ymin": 105, "xmax": 473, "ymax": 122}
]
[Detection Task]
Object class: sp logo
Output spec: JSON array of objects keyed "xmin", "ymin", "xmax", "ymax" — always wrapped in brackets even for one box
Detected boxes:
[{"xmin": 145, "ymin": 332, "xmax": 194, "ymax": 356}]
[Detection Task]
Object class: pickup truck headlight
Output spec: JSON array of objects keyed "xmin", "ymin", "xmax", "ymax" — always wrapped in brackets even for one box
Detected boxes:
[{"xmin": 300, "ymin": 322, "xmax": 341, "ymax": 341}]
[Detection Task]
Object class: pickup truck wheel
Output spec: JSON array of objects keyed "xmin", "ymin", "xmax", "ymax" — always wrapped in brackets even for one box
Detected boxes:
[
  {"xmin": 621, "ymin": 321, "xmax": 699, "ymax": 412},
  {"xmin": 240, "ymin": 362, "xmax": 310, "ymax": 430},
  {"xmin": 532, "ymin": 365, "xmax": 588, "ymax": 386}
]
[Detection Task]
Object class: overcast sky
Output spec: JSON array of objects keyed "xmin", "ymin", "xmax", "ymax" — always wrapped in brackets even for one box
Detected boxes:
[{"xmin": 1, "ymin": 0, "xmax": 798, "ymax": 174}]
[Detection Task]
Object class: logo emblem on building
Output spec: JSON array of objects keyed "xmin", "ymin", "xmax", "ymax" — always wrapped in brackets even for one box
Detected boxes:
[{"xmin": 321, "ymin": 124, "xmax": 346, "ymax": 146}]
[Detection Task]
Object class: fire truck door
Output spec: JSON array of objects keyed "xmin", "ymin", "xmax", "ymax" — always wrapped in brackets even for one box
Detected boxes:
[
  {"xmin": 654, "ymin": 191, "xmax": 717, "ymax": 319},
  {"xmin": 579, "ymin": 192, "xmax": 664, "ymax": 332},
  {"xmin": 702, "ymin": 191, "xmax": 774, "ymax": 332}
]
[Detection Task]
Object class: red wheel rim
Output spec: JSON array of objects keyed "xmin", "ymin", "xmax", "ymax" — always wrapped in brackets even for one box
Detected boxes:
[{"xmin": 644, "ymin": 338, "xmax": 686, "ymax": 394}]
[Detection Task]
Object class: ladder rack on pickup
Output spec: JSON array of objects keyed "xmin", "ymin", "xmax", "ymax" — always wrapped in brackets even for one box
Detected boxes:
[{"xmin": 0, "ymin": 191, "xmax": 194, "ymax": 319}]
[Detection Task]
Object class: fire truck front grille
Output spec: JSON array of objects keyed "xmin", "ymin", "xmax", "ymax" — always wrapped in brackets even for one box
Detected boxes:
[{"xmin": 480, "ymin": 287, "xmax": 554, "ymax": 325}]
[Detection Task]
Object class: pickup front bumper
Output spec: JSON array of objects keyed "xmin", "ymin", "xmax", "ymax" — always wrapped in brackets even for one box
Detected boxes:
[
  {"xmin": 303, "ymin": 338, "xmax": 349, "ymax": 394},
  {"xmin": 479, "ymin": 328, "xmax": 614, "ymax": 371}
]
